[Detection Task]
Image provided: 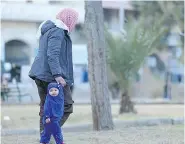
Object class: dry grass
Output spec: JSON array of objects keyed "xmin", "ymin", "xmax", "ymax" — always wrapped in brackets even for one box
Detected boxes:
[
  {"xmin": 1, "ymin": 125, "xmax": 184, "ymax": 144},
  {"xmin": 1, "ymin": 104, "xmax": 183, "ymax": 130}
]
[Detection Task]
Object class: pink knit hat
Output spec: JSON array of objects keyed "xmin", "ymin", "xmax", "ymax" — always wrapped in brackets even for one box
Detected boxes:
[{"xmin": 56, "ymin": 8, "xmax": 79, "ymax": 32}]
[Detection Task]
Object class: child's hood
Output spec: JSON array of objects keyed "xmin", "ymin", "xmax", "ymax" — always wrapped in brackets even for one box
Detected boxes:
[{"xmin": 47, "ymin": 83, "xmax": 64, "ymax": 102}]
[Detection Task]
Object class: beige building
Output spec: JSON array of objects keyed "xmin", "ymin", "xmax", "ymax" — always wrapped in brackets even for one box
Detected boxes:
[
  {"xmin": 1, "ymin": 0, "xmax": 135, "ymax": 83},
  {"xmin": 1, "ymin": 1, "xmax": 183, "ymax": 102},
  {"xmin": 1, "ymin": 0, "xmax": 134, "ymax": 64},
  {"xmin": 1, "ymin": 1, "xmax": 85, "ymax": 65}
]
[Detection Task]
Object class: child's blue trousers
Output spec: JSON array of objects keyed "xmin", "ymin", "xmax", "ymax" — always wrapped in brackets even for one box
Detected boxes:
[{"xmin": 40, "ymin": 121, "xmax": 63, "ymax": 144}]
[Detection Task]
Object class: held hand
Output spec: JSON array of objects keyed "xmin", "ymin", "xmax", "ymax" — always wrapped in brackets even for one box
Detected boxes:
[
  {"xmin": 45, "ymin": 118, "xmax": 51, "ymax": 123},
  {"xmin": 55, "ymin": 76, "xmax": 66, "ymax": 87}
]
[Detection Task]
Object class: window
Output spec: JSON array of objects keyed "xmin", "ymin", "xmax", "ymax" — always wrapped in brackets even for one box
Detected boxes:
[
  {"xmin": 49, "ymin": 0, "xmax": 63, "ymax": 4},
  {"xmin": 26, "ymin": 0, "xmax": 33, "ymax": 3},
  {"xmin": 103, "ymin": 8, "xmax": 120, "ymax": 30}
]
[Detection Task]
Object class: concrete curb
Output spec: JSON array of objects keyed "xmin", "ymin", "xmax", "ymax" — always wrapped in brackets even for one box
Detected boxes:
[
  {"xmin": 1, "ymin": 101, "xmax": 184, "ymax": 105},
  {"xmin": 1, "ymin": 117, "xmax": 184, "ymax": 136},
  {"xmin": 114, "ymin": 117, "xmax": 184, "ymax": 128}
]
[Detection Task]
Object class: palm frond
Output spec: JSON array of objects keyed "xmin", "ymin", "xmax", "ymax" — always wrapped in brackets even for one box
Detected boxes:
[{"xmin": 106, "ymin": 17, "xmax": 167, "ymax": 88}]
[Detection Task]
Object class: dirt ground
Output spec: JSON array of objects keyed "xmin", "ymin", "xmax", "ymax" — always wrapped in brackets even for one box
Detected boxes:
[
  {"xmin": 1, "ymin": 104, "xmax": 184, "ymax": 130},
  {"xmin": 1, "ymin": 125, "xmax": 184, "ymax": 144}
]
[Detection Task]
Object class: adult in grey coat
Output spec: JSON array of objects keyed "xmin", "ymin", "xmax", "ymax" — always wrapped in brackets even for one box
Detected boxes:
[{"xmin": 29, "ymin": 8, "xmax": 78, "ymax": 133}]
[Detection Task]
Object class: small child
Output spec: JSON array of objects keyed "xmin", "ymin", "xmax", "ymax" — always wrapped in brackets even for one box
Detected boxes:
[{"xmin": 40, "ymin": 82, "xmax": 64, "ymax": 144}]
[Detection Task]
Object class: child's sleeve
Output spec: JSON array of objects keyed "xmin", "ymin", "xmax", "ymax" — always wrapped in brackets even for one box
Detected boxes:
[{"xmin": 44, "ymin": 100, "xmax": 51, "ymax": 119}]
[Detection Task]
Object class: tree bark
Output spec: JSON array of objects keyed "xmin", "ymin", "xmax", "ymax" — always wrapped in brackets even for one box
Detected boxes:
[
  {"xmin": 84, "ymin": 1, "xmax": 114, "ymax": 131},
  {"xmin": 119, "ymin": 89, "xmax": 137, "ymax": 114}
]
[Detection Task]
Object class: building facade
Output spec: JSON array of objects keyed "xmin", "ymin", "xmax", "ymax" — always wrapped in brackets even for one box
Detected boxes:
[
  {"xmin": 1, "ymin": 0, "xmax": 134, "ymax": 64},
  {"xmin": 1, "ymin": 1, "xmax": 85, "ymax": 64},
  {"xmin": 1, "ymin": 0, "xmax": 134, "ymax": 82}
]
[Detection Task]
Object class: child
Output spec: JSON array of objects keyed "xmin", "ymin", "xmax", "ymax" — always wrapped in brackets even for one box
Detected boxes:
[{"xmin": 40, "ymin": 82, "xmax": 64, "ymax": 144}]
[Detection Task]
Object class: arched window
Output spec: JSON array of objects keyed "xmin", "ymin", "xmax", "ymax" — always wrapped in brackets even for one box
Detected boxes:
[{"xmin": 5, "ymin": 40, "xmax": 30, "ymax": 65}]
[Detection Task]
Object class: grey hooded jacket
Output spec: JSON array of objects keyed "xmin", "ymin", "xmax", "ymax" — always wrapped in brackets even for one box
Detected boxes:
[{"xmin": 29, "ymin": 20, "xmax": 74, "ymax": 86}]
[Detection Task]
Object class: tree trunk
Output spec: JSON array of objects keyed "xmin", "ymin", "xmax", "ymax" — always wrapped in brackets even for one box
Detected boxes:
[
  {"xmin": 119, "ymin": 89, "xmax": 137, "ymax": 114},
  {"xmin": 84, "ymin": 1, "xmax": 114, "ymax": 131},
  {"xmin": 109, "ymin": 82, "xmax": 120, "ymax": 99}
]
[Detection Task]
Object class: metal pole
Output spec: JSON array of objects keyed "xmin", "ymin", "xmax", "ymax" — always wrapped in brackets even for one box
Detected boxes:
[
  {"xmin": 1, "ymin": 37, "xmax": 5, "ymax": 61},
  {"xmin": 164, "ymin": 55, "xmax": 171, "ymax": 99},
  {"xmin": 119, "ymin": 6, "xmax": 124, "ymax": 31}
]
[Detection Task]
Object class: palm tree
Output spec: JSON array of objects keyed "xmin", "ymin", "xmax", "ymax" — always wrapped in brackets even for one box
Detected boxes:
[
  {"xmin": 105, "ymin": 17, "xmax": 167, "ymax": 114},
  {"xmin": 133, "ymin": 1, "xmax": 184, "ymax": 46}
]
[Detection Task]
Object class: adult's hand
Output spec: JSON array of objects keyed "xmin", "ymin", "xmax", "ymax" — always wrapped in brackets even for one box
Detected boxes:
[
  {"xmin": 55, "ymin": 76, "xmax": 66, "ymax": 87},
  {"xmin": 45, "ymin": 118, "xmax": 50, "ymax": 123}
]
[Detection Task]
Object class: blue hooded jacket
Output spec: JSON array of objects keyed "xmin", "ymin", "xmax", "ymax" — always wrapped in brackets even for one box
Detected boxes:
[
  {"xmin": 43, "ymin": 82, "xmax": 64, "ymax": 123},
  {"xmin": 28, "ymin": 20, "xmax": 74, "ymax": 86}
]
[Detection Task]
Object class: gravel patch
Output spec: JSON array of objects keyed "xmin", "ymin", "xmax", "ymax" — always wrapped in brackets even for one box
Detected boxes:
[{"xmin": 1, "ymin": 125, "xmax": 184, "ymax": 144}]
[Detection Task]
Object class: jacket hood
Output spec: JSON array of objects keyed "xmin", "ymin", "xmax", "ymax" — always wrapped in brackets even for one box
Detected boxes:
[
  {"xmin": 36, "ymin": 19, "xmax": 69, "ymax": 39},
  {"xmin": 47, "ymin": 82, "xmax": 63, "ymax": 97},
  {"xmin": 41, "ymin": 20, "xmax": 56, "ymax": 35},
  {"xmin": 47, "ymin": 83, "xmax": 64, "ymax": 104}
]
